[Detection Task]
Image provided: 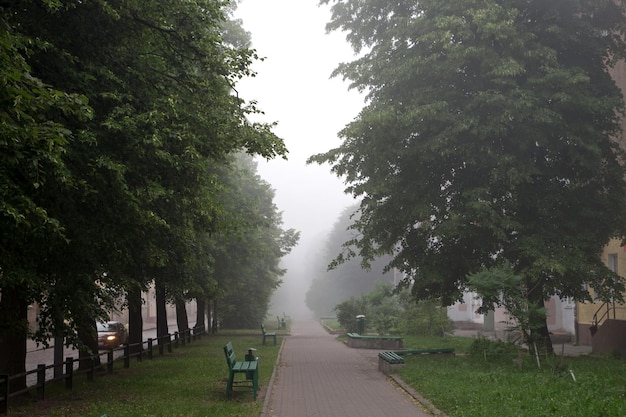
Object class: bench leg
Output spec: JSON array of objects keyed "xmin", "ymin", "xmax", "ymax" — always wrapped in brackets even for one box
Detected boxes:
[
  {"xmin": 226, "ymin": 370, "xmax": 235, "ymax": 397},
  {"xmin": 253, "ymin": 369, "xmax": 258, "ymax": 400}
]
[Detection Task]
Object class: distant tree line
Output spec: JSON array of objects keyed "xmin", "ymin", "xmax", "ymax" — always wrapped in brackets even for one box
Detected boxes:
[
  {"xmin": 306, "ymin": 205, "xmax": 394, "ymax": 317},
  {"xmin": 0, "ymin": 0, "xmax": 298, "ymax": 391}
]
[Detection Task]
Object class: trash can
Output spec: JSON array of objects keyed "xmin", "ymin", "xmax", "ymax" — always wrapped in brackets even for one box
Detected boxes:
[
  {"xmin": 245, "ymin": 348, "xmax": 258, "ymax": 380},
  {"xmin": 356, "ymin": 315, "xmax": 365, "ymax": 335}
]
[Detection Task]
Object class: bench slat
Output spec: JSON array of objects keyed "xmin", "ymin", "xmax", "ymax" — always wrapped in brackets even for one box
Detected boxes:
[
  {"xmin": 347, "ymin": 333, "xmax": 402, "ymax": 340},
  {"xmin": 232, "ymin": 361, "xmax": 257, "ymax": 371},
  {"xmin": 378, "ymin": 351, "xmax": 405, "ymax": 364},
  {"xmin": 393, "ymin": 348, "xmax": 455, "ymax": 355}
]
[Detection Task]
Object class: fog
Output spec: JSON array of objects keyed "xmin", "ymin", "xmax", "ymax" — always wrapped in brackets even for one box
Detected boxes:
[{"xmin": 235, "ymin": 1, "xmax": 363, "ymax": 319}]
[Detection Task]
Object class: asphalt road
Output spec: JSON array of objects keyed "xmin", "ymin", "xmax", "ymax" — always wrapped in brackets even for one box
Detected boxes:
[{"xmin": 24, "ymin": 325, "xmax": 179, "ymax": 387}]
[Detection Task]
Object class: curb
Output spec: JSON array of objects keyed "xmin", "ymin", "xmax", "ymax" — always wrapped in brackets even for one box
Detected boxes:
[
  {"xmin": 389, "ymin": 374, "xmax": 448, "ymax": 417},
  {"xmin": 388, "ymin": 373, "xmax": 450, "ymax": 417},
  {"xmin": 259, "ymin": 337, "xmax": 285, "ymax": 417}
]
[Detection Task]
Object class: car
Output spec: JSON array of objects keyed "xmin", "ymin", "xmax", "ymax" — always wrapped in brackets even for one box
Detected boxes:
[{"xmin": 97, "ymin": 321, "xmax": 128, "ymax": 349}]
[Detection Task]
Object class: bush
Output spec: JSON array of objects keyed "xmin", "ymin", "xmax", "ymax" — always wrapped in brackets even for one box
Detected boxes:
[
  {"xmin": 398, "ymin": 300, "xmax": 454, "ymax": 336},
  {"xmin": 468, "ymin": 336, "xmax": 519, "ymax": 359},
  {"xmin": 334, "ymin": 284, "xmax": 454, "ymax": 336},
  {"xmin": 334, "ymin": 296, "xmax": 368, "ymax": 333}
]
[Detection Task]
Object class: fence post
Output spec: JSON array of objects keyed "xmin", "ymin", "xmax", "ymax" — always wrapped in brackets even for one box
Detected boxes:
[
  {"xmin": 124, "ymin": 344, "xmax": 130, "ymax": 369},
  {"xmin": 174, "ymin": 332, "xmax": 179, "ymax": 348},
  {"xmin": 148, "ymin": 338, "xmax": 153, "ymax": 360},
  {"xmin": 137, "ymin": 341, "xmax": 143, "ymax": 363},
  {"xmin": 37, "ymin": 364, "xmax": 46, "ymax": 400},
  {"xmin": 87, "ymin": 356, "xmax": 94, "ymax": 382},
  {"xmin": 107, "ymin": 351, "xmax": 114, "ymax": 374},
  {"xmin": 158, "ymin": 335, "xmax": 164, "ymax": 356},
  {"xmin": 167, "ymin": 333, "xmax": 172, "ymax": 353},
  {"xmin": 0, "ymin": 374, "xmax": 8, "ymax": 415},
  {"xmin": 65, "ymin": 357, "xmax": 73, "ymax": 390},
  {"xmin": 181, "ymin": 331, "xmax": 186, "ymax": 347}
]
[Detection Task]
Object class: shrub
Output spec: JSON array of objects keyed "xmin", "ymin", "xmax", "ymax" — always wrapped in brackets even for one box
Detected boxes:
[
  {"xmin": 334, "ymin": 296, "xmax": 368, "ymax": 333},
  {"xmin": 398, "ymin": 300, "xmax": 454, "ymax": 336},
  {"xmin": 469, "ymin": 336, "xmax": 518, "ymax": 360}
]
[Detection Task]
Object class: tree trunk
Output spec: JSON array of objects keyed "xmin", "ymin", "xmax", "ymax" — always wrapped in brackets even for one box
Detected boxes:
[
  {"xmin": 53, "ymin": 336, "xmax": 63, "ymax": 378},
  {"xmin": 0, "ymin": 286, "xmax": 28, "ymax": 393},
  {"xmin": 211, "ymin": 299, "xmax": 218, "ymax": 334},
  {"xmin": 127, "ymin": 285, "xmax": 143, "ymax": 355},
  {"xmin": 195, "ymin": 298, "xmax": 206, "ymax": 334},
  {"xmin": 175, "ymin": 299, "xmax": 189, "ymax": 337},
  {"xmin": 77, "ymin": 317, "xmax": 100, "ymax": 370},
  {"xmin": 155, "ymin": 280, "xmax": 168, "ymax": 345},
  {"xmin": 53, "ymin": 306, "xmax": 64, "ymax": 378},
  {"xmin": 534, "ymin": 319, "xmax": 554, "ymax": 355},
  {"xmin": 527, "ymin": 287, "xmax": 554, "ymax": 355}
]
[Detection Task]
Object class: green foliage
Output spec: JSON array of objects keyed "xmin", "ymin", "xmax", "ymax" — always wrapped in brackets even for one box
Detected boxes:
[
  {"xmin": 334, "ymin": 296, "xmax": 368, "ymax": 333},
  {"xmin": 215, "ymin": 155, "xmax": 299, "ymax": 329},
  {"xmin": 468, "ymin": 336, "xmax": 519, "ymax": 360},
  {"xmin": 468, "ymin": 264, "xmax": 547, "ymax": 348},
  {"xmin": 335, "ymin": 283, "xmax": 452, "ymax": 336},
  {"xmin": 0, "ymin": 0, "xmax": 290, "ymax": 379},
  {"xmin": 398, "ymin": 299, "xmax": 454, "ymax": 337},
  {"xmin": 368, "ymin": 294, "xmax": 400, "ymax": 335},
  {"xmin": 312, "ymin": 0, "xmax": 626, "ymax": 352},
  {"xmin": 334, "ymin": 282, "xmax": 402, "ymax": 335}
]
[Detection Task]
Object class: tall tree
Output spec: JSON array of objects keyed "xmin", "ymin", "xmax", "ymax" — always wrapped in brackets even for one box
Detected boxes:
[
  {"xmin": 312, "ymin": 0, "xmax": 626, "ymax": 352},
  {"xmin": 1, "ymin": 0, "xmax": 286, "ymax": 377},
  {"xmin": 0, "ymin": 6, "xmax": 94, "ymax": 388},
  {"xmin": 214, "ymin": 154, "xmax": 299, "ymax": 328}
]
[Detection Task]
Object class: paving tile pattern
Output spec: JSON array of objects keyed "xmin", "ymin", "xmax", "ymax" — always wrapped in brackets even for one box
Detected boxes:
[{"xmin": 266, "ymin": 320, "xmax": 432, "ymax": 417}]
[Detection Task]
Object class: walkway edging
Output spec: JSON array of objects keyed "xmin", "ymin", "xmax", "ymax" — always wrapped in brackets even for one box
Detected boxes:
[
  {"xmin": 259, "ymin": 337, "xmax": 284, "ymax": 417},
  {"xmin": 388, "ymin": 374, "xmax": 450, "ymax": 417}
]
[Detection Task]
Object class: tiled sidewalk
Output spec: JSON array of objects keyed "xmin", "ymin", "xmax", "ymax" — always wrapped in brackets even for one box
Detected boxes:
[{"xmin": 263, "ymin": 320, "xmax": 434, "ymax": 417}]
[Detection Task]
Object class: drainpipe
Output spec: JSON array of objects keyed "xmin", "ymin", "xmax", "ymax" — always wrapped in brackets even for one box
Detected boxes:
[{"xmin": 574, "ymin": 302, "xmax": 579, "ymax": 345}]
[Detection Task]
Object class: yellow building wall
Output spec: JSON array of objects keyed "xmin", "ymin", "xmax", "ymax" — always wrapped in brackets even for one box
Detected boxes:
[
  {"xmin": 577, "ymin": 239, "xmax": 626, "ymax": 345},
  {"xmin": 578, "ymin": 239, "xmax": 626, "ymax": 325}
]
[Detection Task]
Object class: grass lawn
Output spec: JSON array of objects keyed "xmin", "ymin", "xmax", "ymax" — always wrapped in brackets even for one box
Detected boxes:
[
  {"xmin": 320, "ymin": 318, "xmax": 342, "ymax": 331},
  {"xmin": 398, "ymin": 336, "xmax": 626, "ymax": 417},
  {"xmin": 9, "ymin": 333, "xmax": 281, "ymax": 417},
  {"xmin": 10, "ymin": 327, "xmax": 626, "ymax": 417}
]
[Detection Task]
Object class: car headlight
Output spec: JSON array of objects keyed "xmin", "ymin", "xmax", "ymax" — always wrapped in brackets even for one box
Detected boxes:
[{"xmin": 106, "ymin": 335, "xmax": 117, "ymax": 341}]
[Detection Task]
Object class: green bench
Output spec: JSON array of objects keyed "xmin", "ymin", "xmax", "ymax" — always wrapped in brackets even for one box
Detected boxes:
[
  {"xmin": 347, "ymin": 333, "xmax": 403, "ymax": 340},
  {"xmin": 378, "ymin": 351, "xmax": 406, "ymax": 374},
  {"xmin": 395, "ymin": 348, "xmax": 455, "ymax": 356},
  {"xmin": 378, "ymin": 348, "xmax": 455, "ymax": 374},
  {"xmin": 223, "ymin": 341, "xmax": 258, "ymax": 400},
  {"xmin": 261, "ymin": 324, "xmax": 276, "ymax": 346},
  {"xmin": 346, "ymin": 332, "xmax": 404, "ymax": 349}
]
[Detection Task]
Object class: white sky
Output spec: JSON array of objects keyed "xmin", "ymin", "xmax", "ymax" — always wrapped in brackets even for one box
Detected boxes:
[
  {"xmin": 234, "ymin": 0, "xmax": 363, "ymax": 241},
  {"xmin": 234, "ymin": 0, "xmax": 365, "ymax": 316}
]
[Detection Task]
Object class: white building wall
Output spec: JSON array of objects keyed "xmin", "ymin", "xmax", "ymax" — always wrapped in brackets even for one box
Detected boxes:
[{"xmin": 449, "ymin": 293, "xmax": 576, "ymax": 336}]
